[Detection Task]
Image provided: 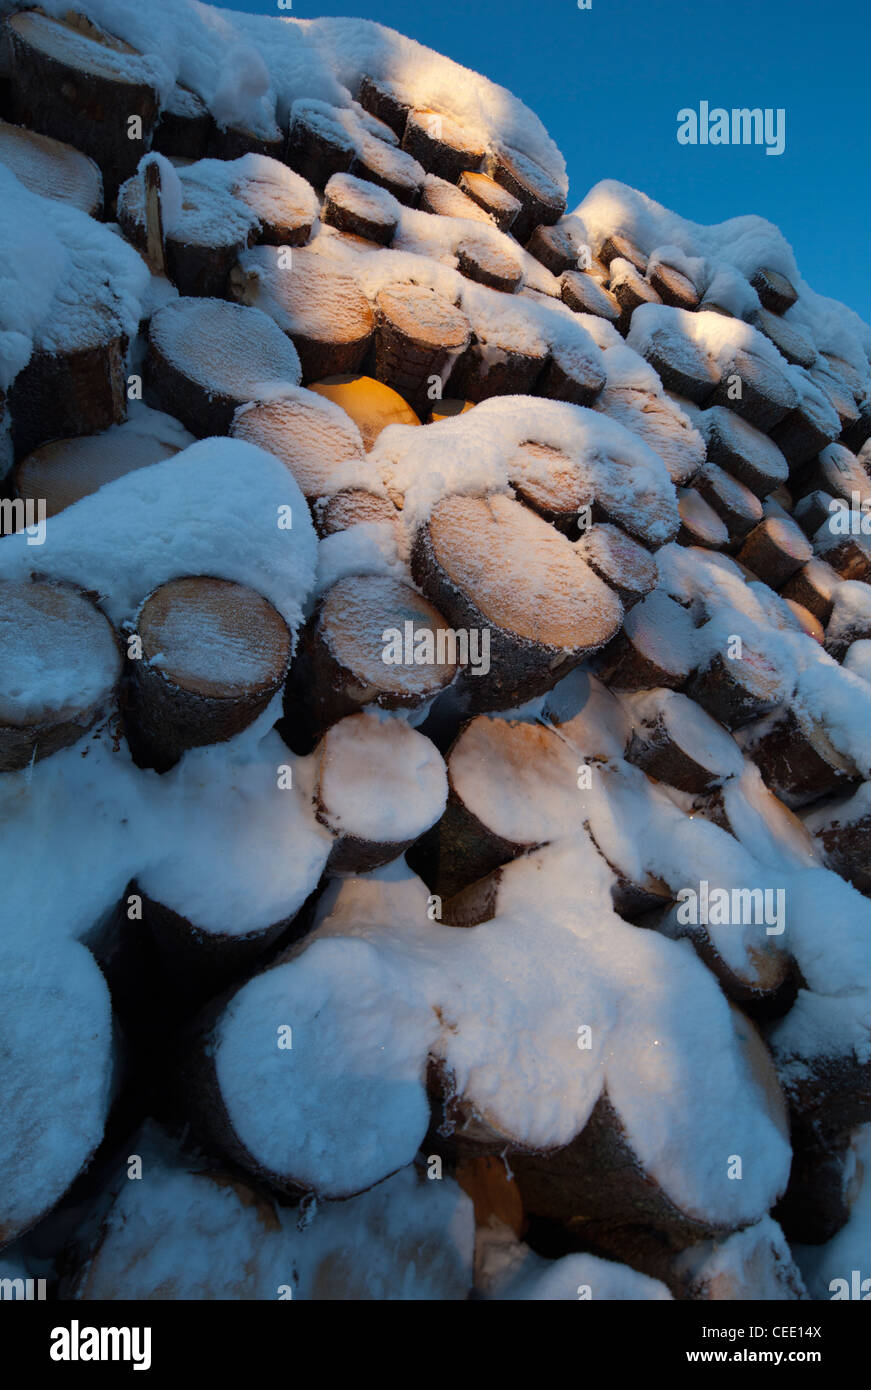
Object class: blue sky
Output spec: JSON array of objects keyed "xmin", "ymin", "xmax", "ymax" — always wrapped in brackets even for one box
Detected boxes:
[{"xmin": 211, "ymin": 0, "xmax": 869, "ymax": 323}]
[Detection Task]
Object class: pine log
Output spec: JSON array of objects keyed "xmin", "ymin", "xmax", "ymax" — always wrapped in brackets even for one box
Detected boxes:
[
  {"xmin": 357, "ymin": 75, "xmax": 411, "ymax": 140},
  {"xmin": 14, "ymin": 425, "xmax": 183, "ymax": 518},
  {"xmin": 229, "ymin": 246, "xmax": 374, "ymax": 384},
  {"xmin": 352, "ymin": 133, "xmax": 424, "ymax": 205},
  {"xmin": 676, "ymin": 488, "xmax": 729, "ymax": 550},
  {"xmin": 314, "ymin": 712, "xmax": 447, "ymax": 874},
  {"xmin": 401, "ymin": 108, "xmax": 485, "ymax": 183},
  {"xmin": 623, "ymin": 689, "xmax": 743, "ymax": 795},
  {"xmin": 373, "ymin": 283, "xmax": 471, "ymax": 414},
  {"xmin": 127, "ymin": 576, "xmax": 292, "ymax": 771},
  {"xmin": 323, "ymin": 171, "xmax": 399, "ymax": 244},
  {"xmin": 283, "ymin": 574, "xmax": 458, "ymax": 748},
  {"xmin": 419, "ymin": 173, "xmax": 494, "ymax": 224},
  {"xmin": 736, "ymin": 515, "xmax": 812, "ymax": 587},
  {"xmin": 685, "ymin": 648, "xmax": 789, "ymax": 731},
  {"xmin": 229, "ymin": 389, "xmax": 367, "ymax": 505},
  {"xmin": 457, "ymin": 169, "xmax": 521, "ymax": 231},
  {"xmin": 575, "ymin": 523, "xmax": 658, "ymax": 608},
  {"xmin": 596, "ymin": 590, "xmax": 696, "ymax": 692},
  {"xmin": 0, "ymin": 579, "xmax": 121, "ymax": 772},
  {"xmin": 750, "ymin": 266, "xmax": 798, "ymax": 315},
  {"xmin": 145, "ymin": 297, "xmax": 302, "ymax": 437},
  {"xmin": 411, "ymin": 493, "xmax": 623, "ymax": 712},
  {"xmin": 307, "ymin": 374, "xmax": 421, "ymax": 449},
  {"xmin": 286, "ymin": 102, "xmax": 355, "ymax": 189},
  {"xmin": 701, "ymin": 405, "xmax": 789, "ymax": 497},
  {"xmin": 648, "ymin": 261, "xmax": 700, "ymax": 311},
  {"xmin": 746, "ymin": 709, "xmax": 859, "ymax": 809},
  {"xmin": 456, "ymin": 236, "xmax": 522, "ymax": 293},
  {"xmin": 485, "ymin": 146, "xmax": 566, "ymax": 243},
  {"xmin": 6, "ymin": 10, "xmax": 161, "ymax": 199},
  {"xmin": 118, "ymin": 166, "xmax": 257, "ymax": 297},
  {"xmin": 0, "ymin": 116, "xmax": 102, "ymax": 214},
  {"xmin": 560, "ymin": 269, "xmax": 621, "ymax": 323}
]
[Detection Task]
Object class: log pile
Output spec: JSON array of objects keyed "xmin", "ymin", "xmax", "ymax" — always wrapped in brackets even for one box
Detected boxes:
[{"xmin": 1, "ymin": 0, "xmax": 870, "ymax": 1306}]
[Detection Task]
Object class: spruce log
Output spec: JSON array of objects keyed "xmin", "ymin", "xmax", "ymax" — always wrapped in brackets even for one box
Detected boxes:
[
  {"xmin": 411, "ymin": 493, "xmax": 623, "ymax": 711},
  {"xmin": 694, "ymin": 461, "xmax": 764, "ymax": 541},
  {"xmin": 656, "ymin": 897, "xmax": 790, "ymax": 1006},
  {"xmin": 815, "ymin": 530, "xmax": 871, "ymax": 583},
  {"xmin": 231, "ymin": 159, "xmax": 317, "ymax": 248},
  {"xmin": 152, "ymin": 83, "xmax": 214, "ymax": 161},
  {"xmin": 145, "ymin": 297, "xmax": 302, "ymax": 437},
  {"xmin": 536, "ymin": 341, "xmax": 606, "ymax": 407},
  {"xmin": 6, "ymin": 10, "xmax": 160, "ymax": 199},
  {"xmin": 750, "ymin": 306, "xmax": 816, "ymax": 369},
  {"xmin": 401, "ymin": 108, "xmax": 485, "ymax": 184},
  {"xmin": 127, "ymin": 576, "xmax": 292, "ymax": 771},
  {"xmin": 780, "ymin": 561, "xmax": 841, "ymax": 625},
  {"xmin": 9, "ymin": 325, "xmax": 128, "ymax": 459},
  {"xmin": 810, "ymin": 789, "xmax": 871, "ymax": 892},
  {"xmin": 229, "ymin": 246, "xmax": 374, "ymax": 384},
  {"xmin": 446, "ymin": 321, "xmax": 548, "ymax": 402},
  {"xmin": 373, "ymin": 283, "xmax": 471, "ymax": 414},
  {"xmin": 707, "ymin": 347, "xmax": 798, "ymax": 432},
  {"xmin": 648, "ymin": 261, "xmax": 699, "ymax": 311},
  {"xmin": 283, "ymin": 574, "xmax": 458, "ymax": 747},
  {"xmin": 315, "ymin": 488, "xmax": 400, "ymax": 538},
  {"xmin": 508, "ymin": 441, "xmax": 594, "ymax": 531},
  {"xmin": 676, "ymin": 489, "xmax": 729, "ymax": 550},
  {"xmin": 0, "ymin": 580, "xmax": 121, "ymax": 772},
  {"xmin": 638, "ymin": 321, "xmax": 720, "ymax": 403},
  {"xmin": 457, "ymin": 169, "xmax": 521, "ymax": 231},
  {"xmin": 769, "ymin": 376, "xmax": 841, "ymax": 468},
  {"xmin": 794, "ymin": 442, "xmax": 871, "ymax": 510},
  {"xmin": 593, "ymin": 388, "xmax": 705, "ymax": 487},
  {"xmin": 793, "ymin": 490, "xmax": 837, "ymax": 539},
  {"xmin": 118, "ymin": 165, "xmax": 257, "ymax": 297},
  {"xmin": 352, "ymin": 134, "xmax": 424, "ymax": 205},
  {"xmin": 526, "ymin": 222, "xmax": 581, "ymax": 277},
  {"xmin": 609, "ymin": 257, "xmax": 662, "ymax": 335},
  {"xmin": 598, "ymin": 232, "xmax": 647, "ymax": 273}
]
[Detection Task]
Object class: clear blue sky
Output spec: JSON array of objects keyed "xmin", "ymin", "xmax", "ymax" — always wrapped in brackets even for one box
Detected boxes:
[{"xmin": 211, "ymin": 0, "xmax": 870, "ymax": 323}]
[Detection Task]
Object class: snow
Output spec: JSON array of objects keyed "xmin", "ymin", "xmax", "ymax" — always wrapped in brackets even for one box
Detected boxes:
[
  {"xmin": 0, "ymin": 581, "xmax": 121, "ymax": 726},
  {"xmin": 316, "ymin": 712, "xmax": 448, "ymax": 844},
  {"xmin": 70, "ymin": 1122, "xmax": 474, "ymax": 1300},
  {"xmin": 624, "ymin": 689, "xmax": 744, "ymax": 782},
  {"xmin": 0, "ymin": 936, "xmax": 114, "ymax": 1243},
  {"xmin": 149, "ymin": 297, "xmax": 302, "ymax": 399},
  {"xmin": 0, "ymin": 163, "xmax": 149, "ymax": 389},
  {"xmin": 0, "ymin": 437, "xmax": 317, "ymax": 634},
  {"xmin": 793, "ymin": 1124, "xmax": 871, "ymax": 1300},
  {"xmin": 478, "ymin": 1224, "xmax": 672, "ymax": 1300},
  {"xmin": 676, "ymin": 1217, "xmax": 807, "ymax": 1299}
]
